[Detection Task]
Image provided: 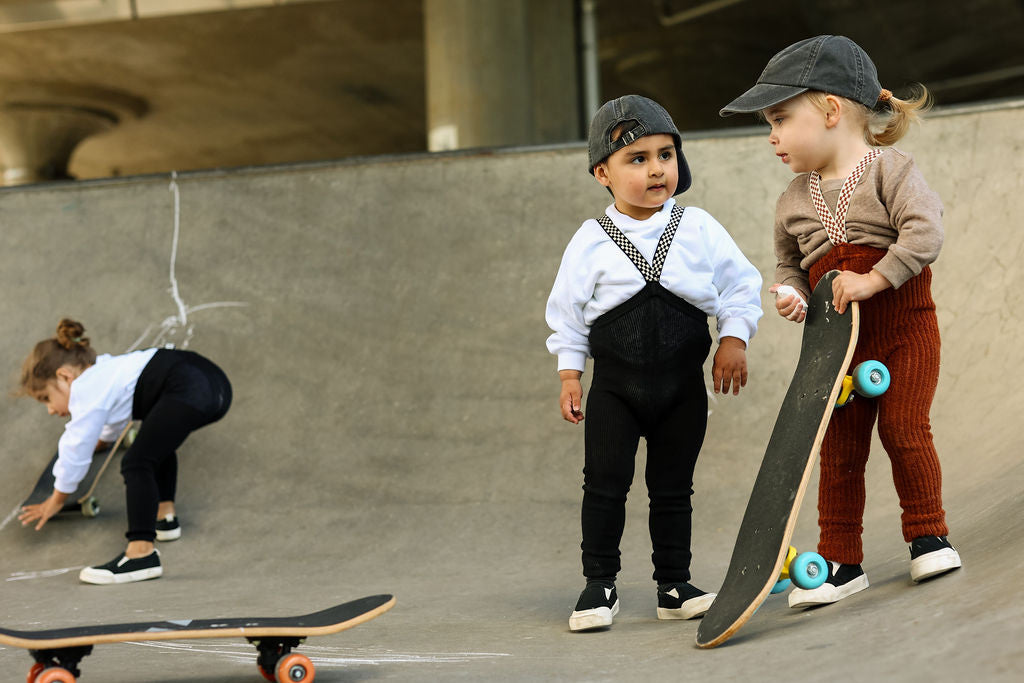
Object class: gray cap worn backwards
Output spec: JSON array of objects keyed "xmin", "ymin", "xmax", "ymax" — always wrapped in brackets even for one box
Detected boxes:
[
  {"xmin": 720, "ymin": 35, "xmax": 883, "ymax": 116},
  {"xmin": 588, "ymin": 94, "xmax": 692, "ymax": 195}
]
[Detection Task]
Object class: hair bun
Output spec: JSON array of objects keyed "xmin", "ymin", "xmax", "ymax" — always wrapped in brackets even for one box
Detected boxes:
[{"xmin": 55, "ymin": 318, "xmax": 88, "ymax": 350}]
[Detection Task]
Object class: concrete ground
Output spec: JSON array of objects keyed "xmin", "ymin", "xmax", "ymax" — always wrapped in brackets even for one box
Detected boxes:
[{"xmin": 0, "ymin": 100, "xmax": 1021, "ymax": 682}]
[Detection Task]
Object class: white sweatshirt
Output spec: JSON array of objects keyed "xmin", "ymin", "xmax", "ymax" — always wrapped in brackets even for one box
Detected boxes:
[
  {"xmin": 546, "ymin": 199, "xmax": 763, "ymax": 372},
  {"xmin": 53, "ymin": 348, "xmax": 157, "ymax": 494}
]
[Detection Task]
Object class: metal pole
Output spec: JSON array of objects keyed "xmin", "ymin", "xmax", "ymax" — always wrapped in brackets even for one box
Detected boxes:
[{"xmin": 579, "ymin": 0, "xmax": 600, "ymax": 119}]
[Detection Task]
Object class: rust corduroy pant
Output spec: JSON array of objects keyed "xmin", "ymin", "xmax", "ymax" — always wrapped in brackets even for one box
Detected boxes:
[{"xmin": 809, "ymin": 244, "xmax": 948, "ymax": 564}]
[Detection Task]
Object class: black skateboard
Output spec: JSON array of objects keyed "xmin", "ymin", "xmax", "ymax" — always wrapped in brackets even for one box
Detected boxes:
[
  {"xmin": 22, "ymin": 423, "xmax": 135, "ymax": 518},
  {"xmin": 0, "ymin": 594, "xmax": 395, "ymax": 682},
  {"xmin": 696, "ymin": 271, "xmax": 859, "ymax": 648}
]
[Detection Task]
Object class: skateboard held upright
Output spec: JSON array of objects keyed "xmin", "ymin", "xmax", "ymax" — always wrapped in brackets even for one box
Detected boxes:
[{"xmin": 696, "ymin": 270, "xmax": 862, "ymax": 648}]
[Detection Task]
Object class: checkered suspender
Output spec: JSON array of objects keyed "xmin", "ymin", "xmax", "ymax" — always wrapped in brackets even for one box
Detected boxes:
[
  {"xmin": 809, "ymin": 148, "xmax": 883, "ymax": 246},
  {"xmin": 597, "ymin": 205, "xmax": 685, "ymax": 282}
]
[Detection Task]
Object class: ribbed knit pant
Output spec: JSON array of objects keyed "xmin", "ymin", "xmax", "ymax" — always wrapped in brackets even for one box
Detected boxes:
[{"xmin": 809, "ymin": 244, "xmax": 948, "ymax": 564}]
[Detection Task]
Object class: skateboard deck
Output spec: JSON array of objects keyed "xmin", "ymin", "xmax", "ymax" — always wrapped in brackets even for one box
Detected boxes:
[
  {"xmin": 696, "ymin": 270, "xmax": 858, "ymax": 648},
  {"xmin": 0, "ymin": 593, "xmax": 395, "ymax": 682},
  {"xmin": 22, "ymin": 422, "xmax": 135, "ymax": 518}
]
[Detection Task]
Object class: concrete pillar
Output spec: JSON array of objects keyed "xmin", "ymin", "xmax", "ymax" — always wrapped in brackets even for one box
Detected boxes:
[
  {"xmin": 0, "ymin": 83, "xmax": 146, "ymax": 185},
  {"xmin": 424, "ymin": 0, "xmax": 581, "ymax": 151}
]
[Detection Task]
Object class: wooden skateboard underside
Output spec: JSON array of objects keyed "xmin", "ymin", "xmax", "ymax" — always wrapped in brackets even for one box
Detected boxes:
[
  {"xmin": 0, "ymin": 594, "xmax": 395, "ymax": 650},
  {"xmin": 696, "ymin": 271, "xmax": 858, "ymax": 648}
]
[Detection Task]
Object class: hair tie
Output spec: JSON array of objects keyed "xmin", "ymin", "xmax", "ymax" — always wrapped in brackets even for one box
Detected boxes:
[{"xmin": 878, "ymin": 88, "xmax": 893, "ymax": 102}]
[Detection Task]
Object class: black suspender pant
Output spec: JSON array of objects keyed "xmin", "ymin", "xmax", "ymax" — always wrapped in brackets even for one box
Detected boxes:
[{"xmin": 582, "ymin": 282, "xmax": 711, "ymax": 585}]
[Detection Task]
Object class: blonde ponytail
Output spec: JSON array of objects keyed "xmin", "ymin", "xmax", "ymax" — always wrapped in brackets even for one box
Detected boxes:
[{"xmin": 866, "ymin": 85, "xmax": 932, "ymax": 146}]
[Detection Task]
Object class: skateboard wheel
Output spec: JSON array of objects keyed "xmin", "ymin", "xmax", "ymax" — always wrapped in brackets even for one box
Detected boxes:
[
  {"xmin": 259, "ymin": 666, "xmax": 276, "ymax": 682},
  {"xmin": 80, "ymin": 497, "xmax": 100, "ymax": 518},
  {"xmin": 790, "ymin": 552, "xmax": 829, "ymax": 590},
  {"xmin": 36, "ymin": 669, "xmax": 76, "ymax": 683},
  {"xmin": 27, "ymin": 662, "xmax": 45, "ymax": 683},
  {"xmin": 852, "ymin": 361, "xmax": 890, "ymax": 398},
  {"xmin": 770, "ymin": 579, "xmax": 791, "ymax": 594},
  {"xmin": 275, "ymin": 653, "xmax": 314, "ymax": 682}
]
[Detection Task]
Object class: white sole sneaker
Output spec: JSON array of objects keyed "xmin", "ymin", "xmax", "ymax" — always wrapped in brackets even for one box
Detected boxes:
[
  {"xmin": 569, "ymin": 600, "xmax": 619, "ymax": 631},
  {"xmin": 657, "ymin": 592, "xmax": 716, "ymax": 620},
  {"xmin": 155, "ymin": 515, "xmax": 181, "ymax": 542},
  {"xmin": 911, "ymin": 547, "xmax": 962, "ymax": 582},
  {"xmin": 79, "ymin": 551, "xmax": 163, "ymax": 585},
  {"xmin": 789, "ymin": 574, "xmax": 869, "ymax": 608}
]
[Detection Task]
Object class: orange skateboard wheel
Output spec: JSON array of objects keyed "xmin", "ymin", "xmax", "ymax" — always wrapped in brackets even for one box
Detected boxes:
[
  {"xmin": 275, "ymin": 652, "xmax": 315, "ymax": 682},
  {"xmin": 26, "ymin": 662, "xmax": 45, "ymax": 683},
  {"xmin": 36, "ymin": 668, "xmax": 76, "ymax": 683}
]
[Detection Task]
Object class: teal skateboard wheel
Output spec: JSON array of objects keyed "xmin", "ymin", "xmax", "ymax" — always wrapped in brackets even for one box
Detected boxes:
[
  {"xmin": 770, "ymin": 578, "xmax": 791, "ymax": 594},
  {"xmin": 790, "ymin": 552, "xmax": 828, "ymax": 590},
  {"xmin": 852, "ymin": 360, "xmax": 890, "ymax": 397}
]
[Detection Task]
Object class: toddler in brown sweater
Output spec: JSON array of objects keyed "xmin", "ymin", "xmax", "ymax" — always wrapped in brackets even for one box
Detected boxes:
[{"xmin": 720, "ymin": 35, "xmax": 961, "ymax": 608}]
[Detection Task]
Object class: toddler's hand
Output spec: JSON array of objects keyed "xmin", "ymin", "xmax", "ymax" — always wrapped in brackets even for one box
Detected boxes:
[
  {"xmin": 558, "ymin": 371, "xmax": 585, "ymax": 424},
  {"xmin": 19, "ymin": 491, "xmax": 68, "ymax": 531},
  {"xmin": 770, "ymin": 284, "xmax": 807, "ymax": 323},
  {"xmin": 832, "ymin": 270, "xmax": 890, "ymax": 314},
  {"xmin": 713, "ymin": 337, "xmax": 748, "ymax": 395}
]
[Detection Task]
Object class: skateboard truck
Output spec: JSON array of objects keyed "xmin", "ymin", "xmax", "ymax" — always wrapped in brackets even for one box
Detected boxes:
[
  {"xmin": 28, "ymin": 646, "xmax": 91, "ymax": 681},
  {"xmin": 836, "ymin": 360, "xmax": 890, "ymax": 407}
]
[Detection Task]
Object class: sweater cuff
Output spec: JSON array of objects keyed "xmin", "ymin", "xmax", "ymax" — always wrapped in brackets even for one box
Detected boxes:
[
  {"xmin": 873, "ymin": 252, "xmax": 913, "ymax": 290},
  {"xmin": 557, "ymin": 351, "xmax": 588, "ymax": 373},
  {"xmin": 718, "ymin": 318, "xmax": 752, "ymax": 346}
]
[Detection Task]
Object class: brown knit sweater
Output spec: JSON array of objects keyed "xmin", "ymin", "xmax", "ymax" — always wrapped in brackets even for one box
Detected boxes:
[{"xmin": 774, "ymin": 147, "xmax": 943, "ymax": 296}]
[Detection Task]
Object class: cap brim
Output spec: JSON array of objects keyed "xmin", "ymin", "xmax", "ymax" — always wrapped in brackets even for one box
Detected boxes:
[{"xmin": 719, "ymin": 83, "xmax": 809, "ymax": 116}]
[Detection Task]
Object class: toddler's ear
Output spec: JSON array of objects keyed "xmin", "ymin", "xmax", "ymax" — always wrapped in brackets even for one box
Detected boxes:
[
  {"xmin": 593, "ymin": 163, "xmax": 611, "ymax": 187},
  {"xmin": 824, "ymin": 95, "xmax": 843, "ymax": 128}
]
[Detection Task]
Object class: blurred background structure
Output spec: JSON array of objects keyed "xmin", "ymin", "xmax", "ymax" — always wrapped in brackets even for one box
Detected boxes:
[{"xmin": 0, "ymin": 0, "xmax": 1020, "ymax": 184}]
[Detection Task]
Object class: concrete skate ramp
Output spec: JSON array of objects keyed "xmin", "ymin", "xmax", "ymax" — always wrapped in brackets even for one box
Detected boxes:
[{"xmin": 0, "ymin": 101, "xmax": 1021, "ymax": 681}]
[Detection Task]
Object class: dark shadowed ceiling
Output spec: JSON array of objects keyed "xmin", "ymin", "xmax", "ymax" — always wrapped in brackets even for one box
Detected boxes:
[{"xmin": 0, "ymin": 0, "xmax": 1019, "ymax": 180}]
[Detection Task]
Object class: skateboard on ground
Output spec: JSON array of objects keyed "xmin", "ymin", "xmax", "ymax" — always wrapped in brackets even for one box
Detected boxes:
[
  {"xmin": 22, "ymin": 422, "xmax": 136, "ymax": 518},
  {"xmin": 0, "ymin": 593, "xmax": 395, "ymax": 682},
  {"xmin": 696, "ymin": 270, "xmax": 889, "ymax": 648}
]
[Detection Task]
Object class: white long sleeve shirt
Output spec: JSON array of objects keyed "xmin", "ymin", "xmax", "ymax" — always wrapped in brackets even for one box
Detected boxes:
[
  {"xmin": 53, "ymin": 348, "xmax": 157, "ymax": 494},
  {"xmin": 546, "ymin": 199, "xmax": 763, "ymax": 372}
]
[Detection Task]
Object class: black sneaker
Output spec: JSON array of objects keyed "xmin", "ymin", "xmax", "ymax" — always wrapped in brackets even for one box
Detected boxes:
[
  {"xmin": 788, "ymin": 562, "xmax": 868, "ymax": 608},
  {"xmin": 79, "ymin": 550, "xmax": 163, "ymax": 585},
  {"xmin": 569, "ymin": 580, "xmax": 619, "ymax": 632},
  {"xmin": 155, "ymin": 514, "xmax": 181, "ymax": 542},
  {"xmin": 657, "ymin": 582, "xmax": 716, "ymax": 620},
  {"xmin": 910, "ymin": 536, "xmax": 961, "ymax": 582}
]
